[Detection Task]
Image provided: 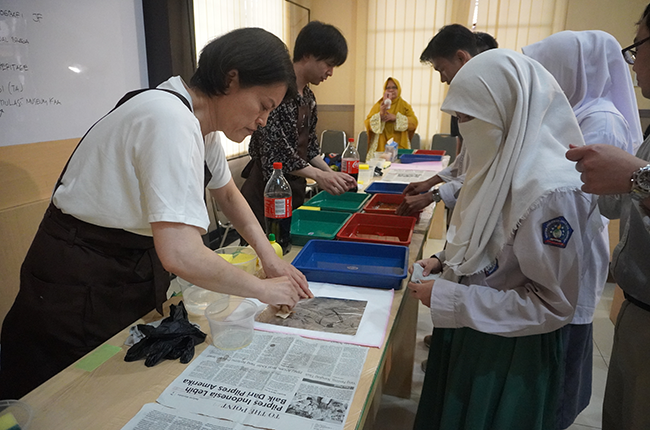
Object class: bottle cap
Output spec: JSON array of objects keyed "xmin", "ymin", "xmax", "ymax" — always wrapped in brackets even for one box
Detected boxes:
[
  {"xmin": 348, "ymin": 138, "xmax": 354, "ymax": 142},
  {"xmin": 273, "ymin": 162, "xmax": 282, "ymax": 170},
  {"xmin": 269, "ymin": 233, "xmax": 276, "ymax": 242}
]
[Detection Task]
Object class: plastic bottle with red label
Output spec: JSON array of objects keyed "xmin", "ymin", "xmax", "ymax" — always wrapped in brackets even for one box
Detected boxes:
[
  {"xmin": 264, "ymin": 162, "xmax": 292, "ymax": 254},
  {"xmin": 341, "ymin": 137, "xmax": 359, "ymax": 192}
]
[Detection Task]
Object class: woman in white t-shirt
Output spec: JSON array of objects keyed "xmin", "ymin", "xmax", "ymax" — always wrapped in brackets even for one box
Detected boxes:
[{"xmin": 0, "ymin": 28, "xmax": 311, "ymax": 400}]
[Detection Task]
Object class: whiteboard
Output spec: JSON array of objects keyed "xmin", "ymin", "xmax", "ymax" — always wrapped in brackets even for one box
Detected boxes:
[{"xmin": 0, "ymin": 0, "xmax": 148, "ymax": 147}]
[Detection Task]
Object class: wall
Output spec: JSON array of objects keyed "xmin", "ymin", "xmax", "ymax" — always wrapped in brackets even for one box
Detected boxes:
[
  {"xmin": 310, "ymin": 0, "xmax": 358, "ymax": 142},
  {"xmin": 565, "ymin": 0, "xmax": 650, "ymax": 110}
]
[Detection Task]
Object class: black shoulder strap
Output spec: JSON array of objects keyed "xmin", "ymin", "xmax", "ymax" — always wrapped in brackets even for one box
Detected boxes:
[{"xmin": 54, "ymin": 88, "xmax": 192, "ymax": 193}]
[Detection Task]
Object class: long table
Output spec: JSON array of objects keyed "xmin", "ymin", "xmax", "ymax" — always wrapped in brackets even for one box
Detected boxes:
[{"xmin": 21, "ymin": 199, "xmax": 446, "ymax": 430}]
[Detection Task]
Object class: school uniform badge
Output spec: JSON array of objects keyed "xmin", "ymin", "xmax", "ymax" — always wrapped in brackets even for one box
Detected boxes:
[{"xmin": 542, "ymin": 216, "xmax": 573, "ymax": 248}]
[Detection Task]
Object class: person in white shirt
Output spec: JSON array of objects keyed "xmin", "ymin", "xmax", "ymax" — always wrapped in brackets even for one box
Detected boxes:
[
  {"xmin": 408, "ymin": 49, "xmax": 608, "ymax": 430},
  {"xmin": 522, "ymin": 29, "xmax": 643, "ymax": 429},
  {"xmin": 0, "ymin": 28, "xmax": 311, "ymax": 400}
]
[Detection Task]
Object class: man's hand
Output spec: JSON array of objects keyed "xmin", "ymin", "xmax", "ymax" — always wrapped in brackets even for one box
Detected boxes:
[
  {"xmin": 396, "ymin": 192, "xmax": 434, "ymax": 215},
  {"xmin": 315, "ymin": 169, "xmax": 357, "ymax": 194},
  {"xmin": 403, "ymin": 178, "xmax": 439, "ymax": 196},
  {"xmin": 566, "ymin": 144, "xmax": 647, "ymax": 194}
]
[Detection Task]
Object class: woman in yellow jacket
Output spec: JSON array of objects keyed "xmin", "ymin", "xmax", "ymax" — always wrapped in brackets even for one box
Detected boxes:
[{"xmin": 364, "ymin": 77, "xmax": 418, "ymax": 159}]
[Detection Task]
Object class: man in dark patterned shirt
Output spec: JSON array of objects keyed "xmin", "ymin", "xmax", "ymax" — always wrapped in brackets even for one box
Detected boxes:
[{"xmin": 241, "ymin": 21, "xmax": 357, "ymax": 228}]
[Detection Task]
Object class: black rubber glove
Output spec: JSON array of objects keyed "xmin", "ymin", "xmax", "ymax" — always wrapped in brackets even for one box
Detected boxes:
[{"xmin": 124, "ymin": 301, "xmax": 206, "ymax": 367}]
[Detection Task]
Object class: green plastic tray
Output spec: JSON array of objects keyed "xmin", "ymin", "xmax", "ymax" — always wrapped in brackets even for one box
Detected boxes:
[
  {"xmin": 397, "ymin": 148, "xmax": 415, "ymax": 157},
  {"xmin": 303, "ymin": 190, "xmax": 370, "ymax": 213},
  {"xmin": 291, "ymin": 209, "xmax": 351, "ymax": 246}
]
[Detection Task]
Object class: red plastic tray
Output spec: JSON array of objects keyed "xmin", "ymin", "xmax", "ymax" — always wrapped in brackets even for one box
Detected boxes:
[
  {"xmin": 336, "ymin": 213, "xmax": 416, "ymax": 246},
  {"xmin": 414, "ymin": 149, "xmax": 446, "ymax": 155},
  {"xmin": 363, "ymin": 193, "xmax": 421, "ymax": 220}
]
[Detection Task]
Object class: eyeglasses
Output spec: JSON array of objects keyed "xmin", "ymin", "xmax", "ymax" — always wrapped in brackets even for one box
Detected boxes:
[
  {"xmin": 622, "ymin": 36, "xmax": 650, "ymax": 65},
  {"xmin": 386, "ymin": 86, "xmax": 398, "ymax": 90}
]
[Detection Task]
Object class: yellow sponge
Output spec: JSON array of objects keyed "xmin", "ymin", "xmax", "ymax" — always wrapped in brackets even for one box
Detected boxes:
[{"xmin": 0, "ymin": 412, "xmax": 20, "ymax": 430}]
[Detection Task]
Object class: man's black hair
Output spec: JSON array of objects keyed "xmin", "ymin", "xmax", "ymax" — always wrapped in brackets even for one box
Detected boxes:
[
  {"xmin": 293, "ymin": 21, "xmax": 348, "ymax": 66},
  {"xmin": 474, "ymin": 31, "xmax": 498, "ymax": 52},
  {"xmin": 420, "ymin": 24, "xmax": 478, "ymax": 64}
]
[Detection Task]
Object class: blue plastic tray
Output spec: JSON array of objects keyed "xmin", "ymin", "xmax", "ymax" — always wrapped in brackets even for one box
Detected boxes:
[
  {"xmin": 291, "ymin": 239, "xmax": 409, "ymax": 289},
  {"xmin": 364, "ymin": 182, "xmax": 408, "ymax": 195},
  {"xmin": 399, "ymin": 154, "xmax": 443, "ymax": 163}
]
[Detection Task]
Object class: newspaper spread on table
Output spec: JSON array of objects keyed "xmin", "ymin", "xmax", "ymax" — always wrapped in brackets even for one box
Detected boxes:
[{"xmin": 121, "ymin": 331, "xmax": 369, "ymax": 430}]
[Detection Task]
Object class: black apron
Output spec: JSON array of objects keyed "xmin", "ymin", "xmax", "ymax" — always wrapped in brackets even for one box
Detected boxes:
[
  {"xmin": 0, "ymin": 88, "xmax": 206, "ymax": 400},
  {"xmin": 241, "ymin": 104, "xmax": 310, "ymax": 229}
]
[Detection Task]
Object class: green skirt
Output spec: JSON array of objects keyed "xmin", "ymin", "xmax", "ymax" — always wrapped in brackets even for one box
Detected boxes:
[{"xmin": 414, "ymin": 327, "xmax": 564, "ymax": 430}]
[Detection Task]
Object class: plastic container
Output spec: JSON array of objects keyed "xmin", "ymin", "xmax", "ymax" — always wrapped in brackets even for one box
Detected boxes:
[
  {"xmin": 176, "ymin": 277, "xmax": 228, "ymax": 316},
  {"xmin": 414, "ymin": 149, "xmax": 446, "ymax": 156},
  {"xmin": 363, "ymin": 193, "xmax": 422, "ymax": 220},
  {"xmin": 399, "ymin": 154, "xmax": 443, "ymax": 163},
  {"xmin": 303, "ymin": 190, "xmax": 370, "ymax": 213},
  {"xmin": 205, "ymin": 297, "xmax": 257, "ymax": 350},
  {"xmin": 264, "ymin": 162, "xmax": 292, "ymax": 254},
  {"xmin": 0, "ymin": 400, "xmax": 33, "ymax": 430},
  {"xmin": 291, "ymin": 239, "xmax": 409, "ymax": 289},
  {"xmin": 336, "ymin": 213, "xmax": 416, "ymax": 246},
  {"xmin": 358, "ymin": 163, "xmax": 372, "ymax": 185},
  {"xmin": 364, "ymin": 182, "xmax": 408, "ymax": 195},
  {"xmin": 215, "ymin": 246, "xmax": 258, "ymax": 275},
  {"xmin": 397, "ymin": 148, "xmax": 415, "ymax": 158},
  {"xmin": 290, "ymin": 209, "xmax": 351, "ymax": 246}
]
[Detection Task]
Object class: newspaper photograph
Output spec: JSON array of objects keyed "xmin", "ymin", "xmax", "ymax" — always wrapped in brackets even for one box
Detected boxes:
[{"xmin": 155, "ymin": 331, "xmax": 369, "ymax": 430}]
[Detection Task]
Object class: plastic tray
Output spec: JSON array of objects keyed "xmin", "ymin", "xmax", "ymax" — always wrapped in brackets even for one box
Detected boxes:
[
  {"xmin": 291, "ymin": 239, "xmax": 409, "ymax": 289},
  {"xmin": 397, "ymin": 148, "xmax": 415, "ymax": 158},
  {"xmin": 337, "ymin": 213, "xmax": 416, "ymax": 246},
  {"xmin": 303, "ymin": 190, "xmax": 370, "ymax": 212},
  {"xmin": 290, "ymin": 209, "xmax": 351, "ymax": 246},
  {"xmin": 414, "ymin": 149, "xmax": 446, "ymax": 156},
  {"xmin": 399, "ymin": 154, "xmax": 443, "ymax": 163},
  {"xmin": 364, "ymin": 182, "xmax": 408, "ymax": 195},
  {"xmin": 363, "ymin": 193, "xmax": 422, "ymax": 220}
]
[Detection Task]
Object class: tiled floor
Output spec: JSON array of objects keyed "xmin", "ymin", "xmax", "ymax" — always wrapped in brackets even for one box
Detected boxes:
[{"xmin": 373, "ymin": 264, "xmax": 616, "ymax": 430}]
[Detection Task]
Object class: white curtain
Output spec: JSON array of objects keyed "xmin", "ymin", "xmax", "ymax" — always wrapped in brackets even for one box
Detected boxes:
[
  {"xmin": 363, "ymin": 0, "xmax": 456, "ymax": 148},
  {"xmin": 193, "ymin": 0, "xmax": 284, "ymax": 158}
]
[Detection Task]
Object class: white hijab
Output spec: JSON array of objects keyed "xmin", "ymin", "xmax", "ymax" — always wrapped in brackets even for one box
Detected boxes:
[
  {"xmin": 440, "ymin": 49, "xmax": 585, "ymax": 278},
  {"xmin": 522, "ymin": 30, "xmax": 643, "ymax": 153}
]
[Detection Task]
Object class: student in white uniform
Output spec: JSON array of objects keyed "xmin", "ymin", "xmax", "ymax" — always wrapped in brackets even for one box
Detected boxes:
[
  {"xmin": 522, "ymin": 30, "xmax": 644, "ymax": 429},
  {"xmin": 0, "ymin": 28, "xmax": 311, "ymax": 400},
  {"xmin": 408, "ymin": 49, "xmax": 608, "ymax": 430}
]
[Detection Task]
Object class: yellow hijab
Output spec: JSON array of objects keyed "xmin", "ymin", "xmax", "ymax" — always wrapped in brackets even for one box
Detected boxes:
[{"xmin": 364, "ymin": 77, "xmax": 417, "ymax": 151}]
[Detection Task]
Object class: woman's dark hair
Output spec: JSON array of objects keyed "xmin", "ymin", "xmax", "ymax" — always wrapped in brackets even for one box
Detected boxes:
[
  {"xmin": 474, "ymin": 31, "xmax": 498, "ymax": 53},
  {"xmin": 190, "ymin": 27, "xmax": 296, "ymax": 99},
  {"xmin": 293, "ymin": 21, "xmax": 348, "ymax": 66},
  {"xmin": 420, "ymin": 24, "xmax": 478, "ymax": 64}
]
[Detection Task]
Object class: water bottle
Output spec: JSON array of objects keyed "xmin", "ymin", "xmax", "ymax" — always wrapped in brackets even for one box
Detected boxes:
[
  {"xmin": 264, "ymin": 162, "xmax": 292, "ymax": 254},
  {"xmin": 341, "ymin": 137, "xmax": 359, "ymax": 192}
]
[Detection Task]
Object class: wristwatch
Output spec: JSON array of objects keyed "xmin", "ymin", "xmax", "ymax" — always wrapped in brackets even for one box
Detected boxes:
[
  {"xmin": 431, "ymin": 188, "xmax": 442, "ymax": 203},
  {"xmin": 631, "ymin": 164, "xmax": 650, "ymax": 201}
]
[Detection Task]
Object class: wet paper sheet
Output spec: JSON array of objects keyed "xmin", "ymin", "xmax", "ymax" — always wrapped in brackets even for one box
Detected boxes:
[
  {"xmin": 256, "ymin": 297, "xmax": 367, "ymax": 336},
  {"xmin": 253, "ymin": 281, "xmax": 393, "ymax": 348}
]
